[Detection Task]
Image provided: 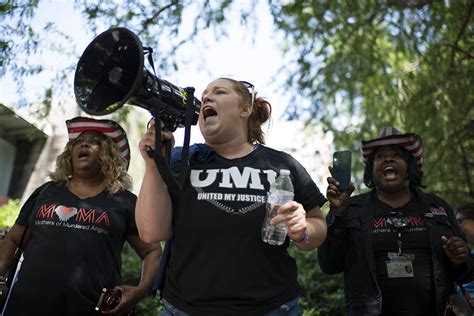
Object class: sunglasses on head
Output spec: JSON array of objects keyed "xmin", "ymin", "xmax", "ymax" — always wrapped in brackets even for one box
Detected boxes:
[{"xmin": 239, "ymin": 81, "xmax": 256, "ymax": 107}]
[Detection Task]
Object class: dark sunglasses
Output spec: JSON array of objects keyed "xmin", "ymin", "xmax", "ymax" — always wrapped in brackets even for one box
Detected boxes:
[{"xmin": 239, "ymin": 81, "xmax": 256, "ymax": 106}]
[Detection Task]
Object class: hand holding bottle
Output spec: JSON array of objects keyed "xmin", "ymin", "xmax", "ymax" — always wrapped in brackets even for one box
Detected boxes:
[
  {"xmin": 262, "ymin": 169, "xmax": 295, "ymax": 245},
  {"xmin": 269, "ymin": 201, "xmax": 307, "ymax": 243}
]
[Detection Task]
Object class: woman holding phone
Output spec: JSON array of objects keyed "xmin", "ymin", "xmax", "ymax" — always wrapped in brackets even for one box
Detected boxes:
[{"xmin": 318, "ymin": 127, "xmax": 474, "ymax": 315}]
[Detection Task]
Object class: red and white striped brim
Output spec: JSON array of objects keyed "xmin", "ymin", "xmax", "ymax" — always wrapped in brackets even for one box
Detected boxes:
[
  {"xmin": 361, "ymin": 127, "xmax": 422, "ymax": 169},
  {"xmin": 66, "ymin": 117, "xmax": 130, "ymax": 168}
]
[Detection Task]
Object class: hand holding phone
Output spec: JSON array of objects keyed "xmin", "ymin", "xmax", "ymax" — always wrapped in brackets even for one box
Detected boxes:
[
  {"xmin": 95, "ymin": 288, "xmax": 122, "ymax": 313},
  {"xmin": 331, "ymin": 150, "xmax": 352, "ymax": 191}
]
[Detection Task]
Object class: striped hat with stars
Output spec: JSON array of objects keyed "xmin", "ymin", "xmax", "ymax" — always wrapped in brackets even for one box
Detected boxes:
[
  {"xmin": 361, "ymin": 127, "xmax": 422, "ymax": 169},
  {"xmin": 66, "ymin": 116, "xmax": 130, "ymax": 169}
]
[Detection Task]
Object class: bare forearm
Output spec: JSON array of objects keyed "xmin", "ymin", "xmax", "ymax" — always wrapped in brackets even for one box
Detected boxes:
[
  {"xmin": 0, "ymin": 225, "xmax": 25, "ymax": 276},
  {"xmin": 135, "ymin": 248, "xmax": 161, "ymax": 296},
  {"xmin": 135, "ymin": 163, "xmax": 173, "ymax": 243},
  {"xmin": 0, "ymin": 239, "xmax": 16, "ymax": 276}
]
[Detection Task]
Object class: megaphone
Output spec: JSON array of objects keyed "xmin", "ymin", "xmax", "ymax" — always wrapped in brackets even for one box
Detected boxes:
[{"xmin": 74, "ymin": 27, "xmax": 200, "ymax": 132}]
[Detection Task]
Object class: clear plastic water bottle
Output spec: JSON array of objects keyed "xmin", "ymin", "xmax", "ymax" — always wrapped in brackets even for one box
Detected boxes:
[{"xmin": 261, "ymin": 169, "xmax": 294, "ymax": 245}]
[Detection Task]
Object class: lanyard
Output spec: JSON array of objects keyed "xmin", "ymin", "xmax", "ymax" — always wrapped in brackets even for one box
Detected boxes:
[{"xmin": 389, "ymin": 213, "xmax": 410, "ymax": 255}]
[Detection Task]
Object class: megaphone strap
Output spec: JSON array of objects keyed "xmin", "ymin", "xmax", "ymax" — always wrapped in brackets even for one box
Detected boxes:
[
  {"xmin": 150, "ymin": 87, "xmax": 196, "ymax": 191},
  {"xmin": 143, "ymin": 47, "xmax": 157, "ymax": 77},
  {"xmin": 176, "ymin": 87, "xmax": 196, "ymax": 188}
]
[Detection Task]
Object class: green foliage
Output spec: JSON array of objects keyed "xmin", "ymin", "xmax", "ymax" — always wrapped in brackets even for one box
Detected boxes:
[
  {"xmin": 289, "ymin": 246, "xmax": 345, "ymax": 315},
  {"xmin": 270, "ymin": 0, "xmax": 474, "ymax": 206},
  {"xmin": 0, "ymin": 199, "xmax": 21, "ymax": 228},
  {"xmin": 121, "ymin": 242, "xmax": 163, "ymax": 315}
]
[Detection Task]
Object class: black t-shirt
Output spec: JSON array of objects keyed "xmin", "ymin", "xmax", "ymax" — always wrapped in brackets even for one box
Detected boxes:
[
  {"xmin": 164, "ymin": 144, "xmax": 326, "ymax": 315},
  {"xmin": 4, "ymin": 181, "xmax": 137, "ymax": 316},
  {"xmin": 371, "ymin": 194, "xmax": 436, "ymax": 315}
]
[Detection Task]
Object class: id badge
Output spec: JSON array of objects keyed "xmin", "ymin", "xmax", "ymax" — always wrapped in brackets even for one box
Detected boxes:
[{"xmin": 386, "ymin": 252, "xmax": 415, "ymax": 278}]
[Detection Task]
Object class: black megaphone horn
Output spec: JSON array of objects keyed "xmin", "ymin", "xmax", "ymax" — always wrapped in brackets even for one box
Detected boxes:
[{"xmin": 74, "ymin": 27, "xmax": 201, "ymax": 132}]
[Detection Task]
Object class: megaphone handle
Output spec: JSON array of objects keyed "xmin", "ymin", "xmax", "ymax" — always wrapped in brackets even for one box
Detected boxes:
[
  {"xmin": 147, "ymin": 123, "xmax": 182, "ymax": 192},
  {"xmin": 163, "ymin": 139, "xmax": 172, "ymax": 164},
  {"xmin": 144, "ymin": 141, "xmax": 171, "ymax": 163}
]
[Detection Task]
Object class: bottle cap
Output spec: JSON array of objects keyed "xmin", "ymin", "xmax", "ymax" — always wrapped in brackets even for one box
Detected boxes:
[{"xmin": 280, "ymin": 169, "xmax": 290, "ymax": 176}]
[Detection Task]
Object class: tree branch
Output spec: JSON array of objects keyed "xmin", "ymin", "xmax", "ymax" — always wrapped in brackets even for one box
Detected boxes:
[
  {"xmin": 444, "ymin": 44, "xmax": 474, "ymax": 59},
  {"xmin": 422, "ymin": 120, "xmax": 472, "ymax": 175},
  {"xmin": 459, "ymin": 142, "xmax": 474, "ymax": 199},
  {"xmin": 449, "ymin": 1, "xmax": 473, "ymax": 66},
  {"xmin": 140, "ymin": 0, "xmax": 180, "ymax": 33},
  {"xmin": 386, "ymin": 0, "xmax": 433, "ymax": 9}
]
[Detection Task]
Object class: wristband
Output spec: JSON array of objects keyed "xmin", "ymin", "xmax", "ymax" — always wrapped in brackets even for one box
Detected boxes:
[{"xmin": 291, "ymin": 229, "xmax": 308, "ymax": 244}]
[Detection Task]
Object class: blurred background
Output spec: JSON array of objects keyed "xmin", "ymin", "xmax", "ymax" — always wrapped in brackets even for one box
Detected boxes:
[{"xmin": 1, "ymin": 1, "xmax": 472, "ymax": 314}]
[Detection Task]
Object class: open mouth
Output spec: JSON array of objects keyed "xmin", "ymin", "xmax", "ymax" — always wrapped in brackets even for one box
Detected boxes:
[
  {"xmin": 383, "ymin": 166, "xmax": 397, "ymax": 179},
  {"xmin": 78, "ymin": 149, "xmax": 90, "ymax": 159},
  {"xmin": 202, "ymin": 106, "xmax": 217, "ymax": 121}
]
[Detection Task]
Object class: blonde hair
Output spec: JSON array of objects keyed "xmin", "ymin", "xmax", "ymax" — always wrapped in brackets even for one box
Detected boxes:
[
  {"xmin": 220, "ymin": 78, "xmax": 272, "ymax": 144},
  {"xmin": 49, "ymin": 135, "xmax": 132, "ymax": 194}
]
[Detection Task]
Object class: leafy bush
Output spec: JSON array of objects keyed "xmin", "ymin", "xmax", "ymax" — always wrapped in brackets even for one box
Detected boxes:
[
  {"xmin": 289, "ymin": 246, "xmax": 346, "ymax": 315},
  {"xmin": 121, "ymin": 242, "xmax": 163, "ymax": 315},
  {"xmin": 0, "ymin": 199, "xmax": 21, "ymax": 228}
]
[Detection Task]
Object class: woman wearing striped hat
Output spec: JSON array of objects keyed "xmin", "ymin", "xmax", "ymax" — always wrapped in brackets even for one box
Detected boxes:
[
  {"xmin": 317, "ymin": 127, "xmax": 473, "ymax": 315},
  {"xmin": 0, "ymin": 117, "xmax": 161, "ymax": 315}
]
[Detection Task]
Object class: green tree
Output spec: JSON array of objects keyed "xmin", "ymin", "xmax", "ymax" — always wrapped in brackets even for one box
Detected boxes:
[{"xmin": 269, "ymin": 0, "xmax": 473, "ymax": 206}]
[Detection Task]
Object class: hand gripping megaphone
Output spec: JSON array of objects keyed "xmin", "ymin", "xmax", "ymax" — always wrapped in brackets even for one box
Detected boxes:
[{"xmin": 74, "ymin": 27, "xmax": 200, "ymax": 132}]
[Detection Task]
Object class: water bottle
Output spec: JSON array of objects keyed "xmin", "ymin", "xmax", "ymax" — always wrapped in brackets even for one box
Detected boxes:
[{"xmin": 261, "ymin": 169, "xmax": 294, "ymax": 245}]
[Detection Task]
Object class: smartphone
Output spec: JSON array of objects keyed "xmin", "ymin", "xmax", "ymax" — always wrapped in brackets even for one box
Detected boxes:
[
  {"xmin": 95, "ymin": 288, "xmax": 122, "ymax": 312},
  {"xmin": 331, "ymin": 150, "xmax": 352, "ymax": 191}
]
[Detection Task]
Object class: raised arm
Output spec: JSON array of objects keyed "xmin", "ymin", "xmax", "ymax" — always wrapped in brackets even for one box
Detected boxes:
[{"xmin": 135, "ymin": 119, "xmax": 174, "ymax": 243}]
